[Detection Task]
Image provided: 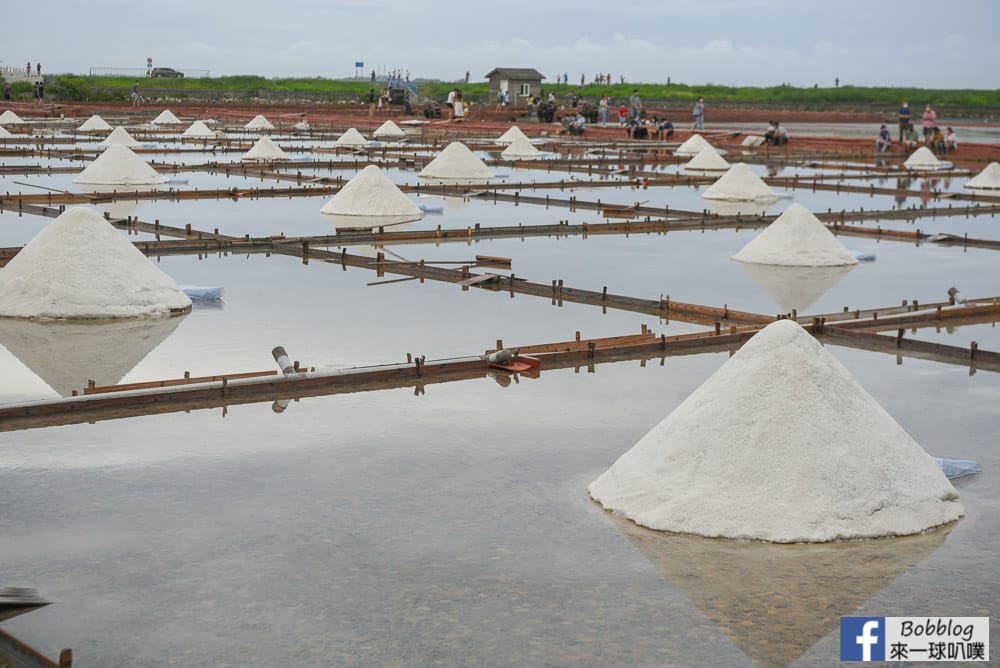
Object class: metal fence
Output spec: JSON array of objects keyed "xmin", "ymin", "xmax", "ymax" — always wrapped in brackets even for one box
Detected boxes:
[{"xmin": 88, "ymin": 67, "xmax": 211, "ymax": 78}]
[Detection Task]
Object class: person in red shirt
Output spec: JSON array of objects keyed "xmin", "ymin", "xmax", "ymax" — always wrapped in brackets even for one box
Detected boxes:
[{"xmin": 617, "ymin": 103, "xmax": 628, "ymax": 127}]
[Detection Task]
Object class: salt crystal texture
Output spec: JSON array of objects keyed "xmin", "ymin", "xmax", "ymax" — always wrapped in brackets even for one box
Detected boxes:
[
  {"xmin": 241, "ymin": 136, "xmax": 288, "ymax": 162},
  {"xmin": 336, "ymin": 128, "xmax": 368, "ymax": 147},
  {"xmin": 702, "ymin": 163, "xmax": 778, "ymax": 202},
  {"xmin": 245, "ymin": 114, "xmax": 274, "ymax": 130},
  {"xmin": 684, "ymin": 145, "xmax": 730, "ymax": 171},
  {"xmin": 903, "ymin": 146, "xmax": 942, "ymax": 171},
  {"xmin": 589, "ymin": 319, "xmax": 963, "ymax": 542},
  {"xmin": 732, "ymin": 203, "xmax": 858, "ymax": 266},
  {"xmin": 497, "ymin": 125, "xmax": 530, "ymax": 146},
  {"xmin": 182, "ymin": 120, "xmax": 215, "ymax": 138},
  {"xmin": 78, "ymin": 115, "xmax": 112, "ymax": 132},
  {"xmin": 151, "ymin": 110, "xmax": 182, "ymax": 125},
  {"xmin": 674, "ymin": 134, "xmax": 712, "ymax": 157},
  {"xmin": 965, "ymin": 162, "xmax": 1000, "ymax": 190},
  {"xmin": 98, "ymin": 126, "xmax": 140, "ymax": 148},
  {"xmin": 418, "ymin": 142, "xmax": 495, "ymax": 181},
  {"xmin": 320, "ymin": 165, "xmax": 421, "ymax": 219},
  {"xmin": 501, "ymin": 134, "xmax": 542, "ymax": 159},
  {"xmin": 74, "ymin": 145, "xmax": 165, "ymax": 186},
  {"xmin": 0, "ymin": 207, "xmax": 191, "ymax": 319},
  {"xmin": 373, "ymin": 120, "xmax": 406, "ymax": 139},
  {"xmin": 0, "ymin": 110, "xmax": 25, "ymax": 125}
]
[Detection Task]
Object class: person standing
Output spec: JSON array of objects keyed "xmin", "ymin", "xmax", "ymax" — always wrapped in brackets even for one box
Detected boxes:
[
  {"xmin": 447, "ymin": 88, "xmax": 457, "ymax": 120},
  {"xmin": 692, "ymin": 96, "xmax": 705, "ymax": 130},
  {"xmin": 2, "ymin": 82, "xmax": 10, "ymax": 100},
  {"xmin": 599, "ymin": 95, "xmax": 609, "ymax": 127},
  {"xmin": 26, "ymin": 62, "xmax": 31, "ymax": 75},
  {"xmin": 628, "ymin": 89, "xmax": 641, "ymax": 121},
  {"xmin": 131, "ymin": 80, "xmax": 141, "ymax": 107},
  {"xmin": 921, "ymin": 104, "xmax": 937, "ymax": 143},
  {"xmin": 36, "ymin": 63, "xmax": 41, "ymax": 75},
  {"xmin": 367, "ymin": 88, "xmax": 376, "ymax": 118},
  {"xmin": 465, "ymin": 70, "xmax": 470, "ymax": 84},
  {"xmin": 897, "ymin": 100, "xmax": 911, "ymax": 144}
]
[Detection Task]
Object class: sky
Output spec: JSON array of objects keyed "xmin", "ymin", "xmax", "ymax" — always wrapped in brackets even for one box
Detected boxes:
[{"xmin": 3, "ymin": 0, "xmax": 999, "ymax": 88}]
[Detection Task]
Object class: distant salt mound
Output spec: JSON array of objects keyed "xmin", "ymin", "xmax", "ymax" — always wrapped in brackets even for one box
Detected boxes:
[
  {"xmin": 245, "ymin": 114, "xmax": 274, "ymax": 130},
  {"xmin": 241, "ymin": 136, "xmax": 289, "ymax": 162},
  {"xmin": 497, "ymin": 125, "xmax": 530, "ymax": 146},
  {"xmin": 965, "ymin": 162, "xmax": 1000, "ymax": 190},
  {"xmin": 74, "ymin": 145, "xmax": 165, "ymax": 186},
  {"xmin": 702, "ymin": 163, "xmax": 778, "ymax": 202},
  {"xmin": 733, "ymin": 203, "xmax": 858, "ymax": 267},
  {"xmin": 98, "ymin": 126, "xmax": 140, "ymax": 148},
  {"xmin": 336, "ymin": 127, "xmax": 368, "ymax": 147},
  {"xmin": 0, "ymin": 125, "xmax": 12, "ymax": 139},
  {"xmin": 0, "ymin": 207, "xmax": 191, "ymax": 319},
  {"xmin": 182, "ymin": 120, "xmax": 216, "ymax": 138},
  {"xmin": 684, "ymin": 145, "xmax": 730, "ymax": 171},
  {"xmin": 589, "ymin": 319, "xmax": 963, "ymax": 543},
  {"xmin": 320, "ymin": 165, "xmax": 421, "ymax": 221},
  {"xmin": 78, "ymin": 115, "xmax": 112, "ymax": 132},
  {"xmin": 372, "ymin": 120, "xmax": 406, "ymax": 139},
  {"xmin": 0, "ymin": 110, "xmax": 25, "ymax": 125},
  {"xmin": 674, "ymin": 133, "xmax": 712, "ymax": 157},
  {"xmin": 151, "ymin": 109, "xmax": 182, "ymax": 125},
  {"xmin": 903, "ymin": 146, "xmax": 942, "ymax": 171},
  {"xmin": 501, "ymin": 134, "xmax": 542, "ymax": 159},
  {"xmin": 418, "ymin": 142, "xmax": 495, "ymax": 181}
]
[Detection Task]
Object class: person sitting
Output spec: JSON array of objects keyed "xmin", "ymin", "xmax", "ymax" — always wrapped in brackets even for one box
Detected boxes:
[
  {"xmin": 771, "ymin": 122, "xmax": 788, "ymax": 146},
  {"xmin": 929, "ymin": 127, "xmax": 945, "ymax": 154},
  {"xmin": 875, "ymin": 124, "xmax": 892, "ymax": 152},
  {"xmin": 657, "ymin": 118, "xmax": 674, "ymax": 138},
  {"xmin": 943, "ymin": 127, "xmax": 958, "ymax": 154},
  {"xmin": 902, "ymin": 122, "xmax": 920, "ymax": 150},
  {"xmin": 569, "ymin": 113, "xmax": 586, "ymax": 136},
  {"xmin": 625, "ymin": 117, "xmax": 647, "ymax": 139},
  {"xmin": 763, "ymin": 121, "xmax": 778, "ymax": 144}
]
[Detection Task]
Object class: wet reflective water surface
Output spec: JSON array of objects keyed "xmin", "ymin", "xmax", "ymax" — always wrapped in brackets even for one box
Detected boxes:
[{"xmin": 0, "ymin": 131, "xmax": 997, "ymax": 667}]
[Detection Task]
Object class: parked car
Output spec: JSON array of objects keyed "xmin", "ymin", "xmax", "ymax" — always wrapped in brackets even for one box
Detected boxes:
[{"xmin": 151, "ymin": 68, "xmax": 184, "ymax": 78}]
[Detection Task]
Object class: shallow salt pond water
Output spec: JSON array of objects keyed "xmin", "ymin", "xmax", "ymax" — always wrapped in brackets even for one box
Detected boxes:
[{"xmin": 0, "ymin": 137, "xmax": 997, "ymax": 666}]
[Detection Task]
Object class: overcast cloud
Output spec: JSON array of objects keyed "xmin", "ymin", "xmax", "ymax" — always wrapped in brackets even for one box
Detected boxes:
[{"xmin": 4, "ymin": 0, "xmax": 998, "ymax": 88}]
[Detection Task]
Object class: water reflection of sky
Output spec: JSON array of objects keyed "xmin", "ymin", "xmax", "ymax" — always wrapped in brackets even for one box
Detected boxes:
[{"xmin": 1, "ymin": 133, "xmax": 998, "ymax": 666}]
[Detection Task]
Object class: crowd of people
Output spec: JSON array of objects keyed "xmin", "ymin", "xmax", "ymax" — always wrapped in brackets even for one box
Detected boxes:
[{"xmin": 880, "ymin": 100, "xmax": 957, "ymax": 154}]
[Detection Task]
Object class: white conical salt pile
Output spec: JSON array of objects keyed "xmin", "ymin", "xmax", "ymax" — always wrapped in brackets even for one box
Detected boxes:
[
  {"xmin": 674, "ymin": 133, "xmax": 712, "ymax": 157},
  {"xmin": 702, "ymin": 163, "xmax": 778, "ymax": 202},
  {"xmin": 589, "ymin": 319, "xmax": 963, "ymax": 543},
  {"xmin": 903, "ymin": 146, "xmax": 942, "ymax": 171},
  {"xmin": 319, "ymin": 165, "xmax": 421, "ymax": 219},
  {"xmin": 0, "ymin": 316, "xmax": 183, "ymax": 396},
  {"xmin": 241, "ymin": 136, "xmax": 289, "ymax": 162},
  {"xmin": 0, "ymin": 126, "xmax": 12, "ymax": 139},
  {"xmin": 78, "ymin": 115, "xmax": 112, "ymax": 132},
  {"xmin": 98, "ymin": 126, "xmax": 140, "ymax": 148},
  {"xmin": 496, "ymin": 125, "xmax": 530, "ymax": 146},
  {"xmin": 336, "ymin": 127, "xmax": 368, "ymax": 147},
  {"xmin": 182, "ymin": 120, "xmax": 216, "ymax": 138},
  {"xmin": 418, "ymin": 142, "xmax": 495, "ymax": 181},
  {"xmin": 732, "ymin": 203, "xmax": 858, "ymax": 266},
  {"xmin": 0, "ymin": 110, "xmax": 25, "ymax": 125},
  {"xmin": 500, "ymin": 134, "xmax": 542, "ymax": 159},
  {"xmin": 73, "ymin": 145, "xmax": 165, "ymax": 186},
  {"xmin": 244, "ymin": 114, "xmax": 274, "ymax": 130},
  {"xmin": 151, "ymin": 109, "xmax": 182, "ymax": 125},
  {"xmin": 0, "ymin": 207, "xmax": 191, "ymax": 318},
  {"xmin": 372, "ymin": 120, "xmax": 406, "ymax": 139},
  {"xmin": 684, "ymin": 145, "xmax": 730, "ymax": 171},
  {"xmin": 964, "ymin": 162, "xmax": 1000, "ymax": 190}
]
